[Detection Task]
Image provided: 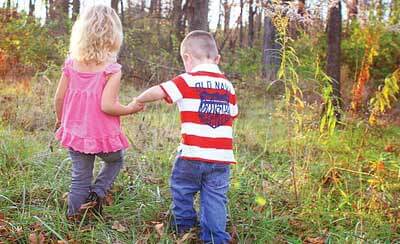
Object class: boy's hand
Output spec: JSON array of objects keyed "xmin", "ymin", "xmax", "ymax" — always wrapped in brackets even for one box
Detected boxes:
[{"xmin": 128, "ymin": 98, "xmax": 145, "ymax": 114}]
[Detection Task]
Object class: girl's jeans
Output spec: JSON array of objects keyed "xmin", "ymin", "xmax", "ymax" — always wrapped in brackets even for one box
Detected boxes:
[
  {"xmin": 67, "ymin": 148, "xmax": 124, "ymax": 216},
  {"xmin": 170, "ymin": 156, "xmax": 231, "ymax": 244}
]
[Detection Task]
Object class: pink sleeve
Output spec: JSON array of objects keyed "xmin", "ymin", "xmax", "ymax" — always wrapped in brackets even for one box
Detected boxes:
[
  {"xmin": 104, "ymin": 63, "xmax": 122, "ymax": 75},
  {"xmin": 62, "ymin": 58, "xmax": 73, "ymax": 77}
]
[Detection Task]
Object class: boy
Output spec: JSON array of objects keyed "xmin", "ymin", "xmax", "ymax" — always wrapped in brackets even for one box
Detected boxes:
[{"xmin": 136, "ymin": 30, "xmax": 238, "ymax": 244}]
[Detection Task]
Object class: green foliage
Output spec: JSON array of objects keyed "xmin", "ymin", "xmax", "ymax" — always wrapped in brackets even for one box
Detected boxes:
[
  {"xmin": 223, "ymin": 47, "xmax": 262, "ymax": 80},
  {"xmin": 342, "ymin": 22, "xmax": 400, "ymax": 83},
  {"xmin": 315, "ymin": 60, "xmax": 337, "ymax": 136},
  {"xmin": 369, "ymin": 69, "xmax": 400, "ymax": 125},
  {"xmin": 0, "ymin": 14, "xmax": 61, "ymax": 72}
]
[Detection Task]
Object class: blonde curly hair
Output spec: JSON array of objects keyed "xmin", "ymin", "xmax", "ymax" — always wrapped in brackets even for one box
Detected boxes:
[{"xmin": 69, "ymin": 5, "xmax": 123, "ymax": 64}]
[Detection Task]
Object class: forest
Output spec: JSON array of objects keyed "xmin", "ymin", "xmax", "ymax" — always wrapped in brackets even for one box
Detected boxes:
[{"xmin": 0, "ymin": 0, "xmax": 400, "ymax": 243}]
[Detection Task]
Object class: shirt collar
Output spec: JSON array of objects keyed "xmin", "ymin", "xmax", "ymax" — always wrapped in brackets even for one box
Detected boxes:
[{"xmin": 191, "ymin": 63, "xmax": 222, "ymax": 74}]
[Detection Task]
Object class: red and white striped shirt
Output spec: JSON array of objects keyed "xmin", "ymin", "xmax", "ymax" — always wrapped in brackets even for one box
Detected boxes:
[{"xmin": 160, "ymin": 64, "xmax": 238, "ymax": 164}]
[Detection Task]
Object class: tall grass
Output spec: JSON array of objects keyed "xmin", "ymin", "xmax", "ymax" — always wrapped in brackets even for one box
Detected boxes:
[{"xmin": 1, "ymin": 68, "xmax": 399, "ymax": 243}]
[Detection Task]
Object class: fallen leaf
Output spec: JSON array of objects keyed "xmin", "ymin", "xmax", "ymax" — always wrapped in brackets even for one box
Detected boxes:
[
  {"xmin": 0, "ymin": 212, "xmax": 4, "ymax": 221},
  {"xmin": 177, "ymin": 232, "xmax": 195, "ymax": 244},
  {"xmin": 375, "ymin": 161, "xmax": 385, "ymax": 172},
  {"xmin": 104, "ymin": 192, "xmax": 113, "ymax": 206},
  {"xmin": 28, "ymin": 232, "xmax": 45, "ymax": 244},
  {"xmin": 154, "ymin": 223, "xmax": 164, "ymax": 237},
  {"xmin": 304, "ymin": 236, "xmax": 325, "ymax": 244},
  {"xmin": 62, "ymin": 192, "xmax": 69, "ymax": 201},
  {"xmin": 143, "ymin": 176, "xmax": 163, "ymax": 184},
  {"xmin": 384, "ymin": 144, "xmax": 395, "ymax": 152},
  {"xmin": 255, "ymin": 196, "xmax": 266, "ymax": 206},
  {"xmin": 112, "ymin": 221, "xmax": 127, "ymax": 232},
  {"xmin": 79, "ymin": 201, "xmax": 97, "ymax": 211}
]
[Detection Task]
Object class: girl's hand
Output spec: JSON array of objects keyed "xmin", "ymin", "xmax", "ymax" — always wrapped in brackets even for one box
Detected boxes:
[
  {"xmin": 128, "ymin": 99, "xmax": 145, "ymax": 114},
  {"xmin": 54, "ymin": 120, "xmax": 61, "ymax": 132}
]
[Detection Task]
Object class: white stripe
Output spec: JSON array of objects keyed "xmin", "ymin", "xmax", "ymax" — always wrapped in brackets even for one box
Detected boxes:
[
  {"xmin": 178, "ymin": 98, "xmax": 237, "ymax": 113},
  {"xmin": 161, "ymin": 81, "xmax": 182, "ymax": 103},
  {"xmin": 231, "ymin": 104, "xmax": 238, "ymax": 117},
  {"xmin": 180, "ymin": 144, "xmax": 236, "ymax": 162},
  {"xmin": 181, "ymin": 123, "xmax": 233, "ymax": 139},
  {"xmin": 181, "ymin": 73, "xmax": 235, "ymax": 95}
]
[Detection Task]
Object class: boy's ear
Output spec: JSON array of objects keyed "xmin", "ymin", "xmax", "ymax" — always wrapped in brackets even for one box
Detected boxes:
[
  {"xmin": 215, "ymin": 55, "xmax": 221, "ymax": 64},
  {"xmin": 183, "ymin": 53, "xmax": 191, "ymax": 62}
]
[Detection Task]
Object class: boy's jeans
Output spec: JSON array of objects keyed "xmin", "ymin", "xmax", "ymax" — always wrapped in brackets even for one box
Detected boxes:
[
  {"xmin": 67, "ymin": 149, "xmax": 124, "ymax": 216},
  {"xmin": 170, "ymin": 156, "xmax": 231, "ymax": 244}
]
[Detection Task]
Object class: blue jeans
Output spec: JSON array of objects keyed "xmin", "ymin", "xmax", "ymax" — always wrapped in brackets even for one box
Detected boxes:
[
  {"xmin": 67, "ymin": 149, "xmax": 124, "ymax": 216},
  {"xmin": 170, "ymin": 156, "xmax": 231, "ymax": 244}
]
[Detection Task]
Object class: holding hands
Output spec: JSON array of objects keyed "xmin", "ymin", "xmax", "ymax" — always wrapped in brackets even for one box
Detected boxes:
[{"xmin": 128, "ymin": 98, "xmax": 145, "ymax": 114}]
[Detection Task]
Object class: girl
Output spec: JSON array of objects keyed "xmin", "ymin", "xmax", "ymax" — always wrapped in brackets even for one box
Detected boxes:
[{"xmin": 54, "ymin": 5, "xmax": 143, "ymax": 218}]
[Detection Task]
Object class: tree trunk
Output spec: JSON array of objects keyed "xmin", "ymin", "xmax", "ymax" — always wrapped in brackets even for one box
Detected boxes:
[
  {"xmin": 111, "ymin": 0, "xmax": 119, "ymax": 13},
  {"xmin": 263, "ymin": 15, "xmax": 281, "ymax": 83},
  {"xmin": 326, "ymin": 0, "xmax": 342, "ymax": 120},
  {"xmin": 223, "ymin": 0, "xmax": 231, "ymax": 35},
  {"xmin": 298, "ymin": 0, "xmax": 306, "ymax": 15},
  {"xmin": 71, "ymin": 0, "xmax": 80, "ymax": 22},
  {"xmin": 47, "ymin": 0, "xmax": 68, "ymax": 35},
  {"xmin": 248, "ymin": 0, "xmax": 255, "ymax": 47},
  {"xmin": 6, "ymin": 0, "xmax": 11, "ymax": 9},
  {"xmin": 346, "ymin": 0, "xmax": 358, "ymax": 20},
  {"xmin": 187, "ymin": 0, "xmax": 209, "ymax": 31},
  {"xmin": 150, "ymin": 0, "xmax": 158, "ymax": 15},
  {"xmin": 172, "ymin": 0, "xmax": 185, "ymax": 42},
  {"xmin": 239, "ymin": 0, "xmax": 244, "ymax": 47},
  {"xmin": 120, "ymin": 0, "xmax": 124, "ymax": 24},
  {"xmin": 29, "ymin": 0, "xmax": 35, "ymax": 17}
]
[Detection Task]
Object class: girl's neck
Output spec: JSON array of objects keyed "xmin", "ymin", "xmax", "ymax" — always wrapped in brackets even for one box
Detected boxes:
[{"xmin": 73, "ymin": 60, "xmax": 108, "ymax": 73}]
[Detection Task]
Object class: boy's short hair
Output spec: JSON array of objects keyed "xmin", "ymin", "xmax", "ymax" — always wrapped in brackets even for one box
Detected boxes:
[{"xmin": 181, "ymin": 30, "xmax": 219, "ymax": 60}]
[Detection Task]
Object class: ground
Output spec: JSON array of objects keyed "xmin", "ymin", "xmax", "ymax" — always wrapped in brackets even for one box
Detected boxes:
[{"xmin": 0, "ymin": 70, "xmax": 400, "ymax": 243}]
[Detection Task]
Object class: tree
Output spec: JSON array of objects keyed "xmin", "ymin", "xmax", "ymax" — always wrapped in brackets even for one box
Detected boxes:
[
  {"xmin": 172, "ymin": 0, "xmax": 185, "ymax": 42},
  {"xmin": 223, "ymin": 0, "xmax": 231, "ymax": 35},
  {"xmin": 72, "ymin": 0, "xmax": 80, "ymax": 22},
  {"xmin": 239, "ymin": 0, "xmax": 244, "ymax": 47},
  {"xmin": 248, "ymin": 0, "xmax": 255, "ymax": 47},
  {"xmin": 111, "ymin": 0, "xmax": 119, "ymax": 13},
  {"xmin": 29, "ymin": 0, "xmax": 35, "ymax": 17},
  {"xmin": 47, "ymin": 0, "xmax": 69, "ymax": 35},
  {"xmin": 326, "ymin": 0, "xmax": 342, "ymax": 120},
  {"xmin": 262, "ymin": 15, "xmax": 281, "ymax": 83},
  {"xmin": 346, "ymin": 0, "xmax": 358, "ymax": 20},
  {"xmin": 186, "ymin": 0, "xmax": 209, "ymax": 31}
]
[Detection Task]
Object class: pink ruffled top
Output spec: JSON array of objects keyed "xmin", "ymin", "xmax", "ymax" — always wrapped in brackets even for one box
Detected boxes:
[{"xmin": 55, "ymin": 59, "xmax": 129, "ymax": 154}]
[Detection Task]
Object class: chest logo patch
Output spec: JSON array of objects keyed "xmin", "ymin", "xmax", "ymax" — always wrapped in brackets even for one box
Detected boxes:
[{"xmin": 198, "ymin": 91, "xmax": 231, "ymax": 128}]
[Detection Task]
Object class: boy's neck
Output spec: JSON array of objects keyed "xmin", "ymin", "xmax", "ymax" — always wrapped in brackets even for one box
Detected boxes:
[{"xmin": 190, "ymin": 62, "xmax": 221, "ymax": 74}]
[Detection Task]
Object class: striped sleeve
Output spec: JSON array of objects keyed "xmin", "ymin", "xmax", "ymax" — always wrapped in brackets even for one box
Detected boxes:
[
  {"xmin": 160, "ymin": 76, "xmax": 187, "ymax": 104},
  {"xmin": 231, "ymin": 91, "xmax": 238, "ymax": 119}
]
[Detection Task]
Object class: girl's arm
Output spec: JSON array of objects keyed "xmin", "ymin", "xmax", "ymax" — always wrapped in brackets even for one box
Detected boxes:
[
  {"xmin": 136, "ymin": 85, "xmax": 166, "ymax": 103},
  {"xmin": 101, "ymin": 71, "xmax": 144, "ymax": 116},
  {"xmin": 54, "ymin": 73, "xmax": 68, "ymax": 128}
]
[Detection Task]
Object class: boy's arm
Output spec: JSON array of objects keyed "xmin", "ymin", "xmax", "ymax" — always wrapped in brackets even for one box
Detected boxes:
[
  {"xmin": 54, "ymin": 73, "xmax": 68, "ymax": 128},
  {"xmin": 101, "ymin": 71, "xmax": 144, "ymax": 116},
  {"xmin": 136, "ymin": 85, "xmax": 166, "ymax": 103}
]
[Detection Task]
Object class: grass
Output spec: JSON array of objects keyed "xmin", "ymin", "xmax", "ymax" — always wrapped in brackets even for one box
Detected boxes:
[{"xmin": 0, "ymin": 70, "xmax": 400, "ymax": 243}]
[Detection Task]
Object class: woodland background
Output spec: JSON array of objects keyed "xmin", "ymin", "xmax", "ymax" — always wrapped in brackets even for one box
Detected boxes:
[{"xmin": 0, "ymin": 0, "xmax": 400, "ymax": 243}]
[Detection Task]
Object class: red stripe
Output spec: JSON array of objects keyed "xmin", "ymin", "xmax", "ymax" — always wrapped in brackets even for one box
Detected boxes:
[
  {"xmin": 180, "ymin": 156, "xmax": 236, "ymax": 164},
  {"xmin": 180, "ymin": 111, "xmax": 233, "ymax": 126},
  {"xmin": 182, "ymin": 134, "xmax": 233, "ymax": 150},
  {"xmin": 188, "ymin": 71, "xmax": 227, "ymax": 79},
  {"xmin": 159, "ymin": 85, "xmax": 173, "ymax": 104},
  {"xmin": 173, "ymin": 76, "xmax": 237, "ymax": 105}
]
